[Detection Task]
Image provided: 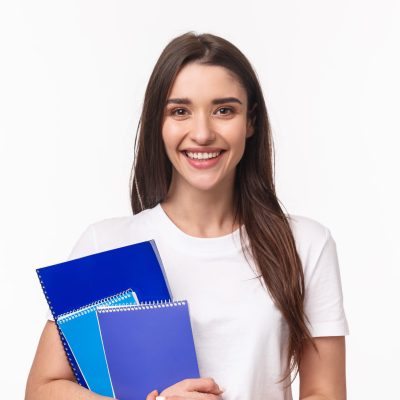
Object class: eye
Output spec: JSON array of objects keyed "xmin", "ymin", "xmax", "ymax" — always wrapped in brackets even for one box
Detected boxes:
[
  {"xmin": 170, "ymin": 108, "xmax": 189, "ymax": 117},
  {"xmin": 216, "ymin": 107, "xmax": 235, "ymax": 116}
]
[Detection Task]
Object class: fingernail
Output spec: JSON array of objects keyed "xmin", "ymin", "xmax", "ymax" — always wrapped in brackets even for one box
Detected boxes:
[
  {"xmin": 219, "ymin": 387, "xmax": 226, "ymax": 393},
  {"xmin": 155, "ymin": 397, "xmax": 166, "ymax": 400}
]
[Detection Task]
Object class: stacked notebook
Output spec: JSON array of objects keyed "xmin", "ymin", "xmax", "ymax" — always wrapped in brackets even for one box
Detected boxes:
[
  {"xmin": 57, "ymin": 289, "xmax": 139, "ymax": 396},
  {"xmin": 36, "ymin": 239, "xmax": 200, "ymax": 399},
  {"xmin": 97, "ymin": 301, "xmax": 199, "ymax": 400}
]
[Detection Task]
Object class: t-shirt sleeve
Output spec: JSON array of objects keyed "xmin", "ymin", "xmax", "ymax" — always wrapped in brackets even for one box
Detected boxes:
[
  {"xmin": 46, "ymin": 224, "xmax": 97, "ymax": 321},
  {"xmin": 303, "ymin": 228, "xmax": 350, "ymax": 337}
]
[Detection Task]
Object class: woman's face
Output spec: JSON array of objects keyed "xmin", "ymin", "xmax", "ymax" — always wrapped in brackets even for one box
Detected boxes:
[{"xmin": 162, "ymin": 62, "xmax": 254, "ymax": 194}]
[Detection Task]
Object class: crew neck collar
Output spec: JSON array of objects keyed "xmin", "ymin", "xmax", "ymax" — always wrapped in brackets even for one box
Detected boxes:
[{"xmin": 149, "ymin": 202, "xmax": 246, "ymax": 254}]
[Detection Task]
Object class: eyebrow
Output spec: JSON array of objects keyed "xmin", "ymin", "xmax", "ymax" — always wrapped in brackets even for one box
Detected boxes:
[{"xmin": 165, "ymin": 97, "xmax": 243, "ymax": 106}]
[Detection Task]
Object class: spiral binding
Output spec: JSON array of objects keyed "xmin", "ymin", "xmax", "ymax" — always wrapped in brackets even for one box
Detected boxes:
[
  {"xmin": 57, "ymin": 289, "xmax": 135, "ymax": 323},
  {"xmin": 36, "ymin": 269, "xmax": 84, "ymax": 386},
  {"xmin": 97, "ymin": 299, "xmax": 187, "ymax": 313}
]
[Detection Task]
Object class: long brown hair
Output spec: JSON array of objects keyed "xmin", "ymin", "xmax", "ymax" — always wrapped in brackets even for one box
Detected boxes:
[{"xmin": 130, "ymin": 31, "xmax": 317, "ymax": 385}]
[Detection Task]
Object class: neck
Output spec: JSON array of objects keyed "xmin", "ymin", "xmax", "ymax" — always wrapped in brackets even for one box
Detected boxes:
[{"xmin": 160, "ymin": 173, "xmax": 239, "ymax": 238}]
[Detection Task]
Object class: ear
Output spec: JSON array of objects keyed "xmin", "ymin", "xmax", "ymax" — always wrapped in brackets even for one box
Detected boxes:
[
  {"xmin": 246, "ymin": 102, "xmax": 257, "ymax": 138},
  {"xmin": 246, "ymin": 125, "xmax": 254, "ymax": 138}
]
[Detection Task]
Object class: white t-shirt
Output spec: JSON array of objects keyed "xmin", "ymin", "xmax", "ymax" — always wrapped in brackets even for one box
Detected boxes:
[{"xmin": 48, "ymin": 203, "xmax": 349, "ymax": 400}]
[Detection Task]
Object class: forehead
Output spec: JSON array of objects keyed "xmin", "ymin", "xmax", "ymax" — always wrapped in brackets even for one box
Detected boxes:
[{"xmin": 168, "ymin": 63, "xmax": 246, "ymax": 101}]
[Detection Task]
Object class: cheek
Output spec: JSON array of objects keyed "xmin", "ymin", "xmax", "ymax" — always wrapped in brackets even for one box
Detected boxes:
[
  {"xmin": 232, "ymin": 138, "xmax": 247, "ymax": 164},
  {"xmin": 162, "ymin": 120, "xmax": 187, "ymax": 150},
  {"xmin": 162, "ymin": 122, "xmax": 180, "ymax": 154},
  {"xmin": 162, "ymin": 118, "xmax": 187, "ymax": 137},
  {"xmin": 219, "ymin": 120, "xmax": 248, "ymax": 153}
]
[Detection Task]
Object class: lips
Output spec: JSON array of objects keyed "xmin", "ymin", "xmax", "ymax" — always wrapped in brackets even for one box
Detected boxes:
[
  {"xmin": 183, "ymin": 150, "xmax": 225, "ymax": 160},
  {"xmin": 181, "ymin": 149, "xmax": 226, "ymax": 169},
  {"xmin": 180, "ymin": 149, "xmax": 226, "ymax": 155},
  {"xmin": 181, "ymin": 147, "xmax": 225, "ymax": 153}
]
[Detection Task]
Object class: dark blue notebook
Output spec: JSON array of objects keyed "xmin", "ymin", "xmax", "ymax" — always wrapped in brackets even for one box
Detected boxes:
[
  {"xmin": 36, "ymin": 240, "xmax": 171, "ymax": 389},
  {"xmin": 97, "ymin": 301, "xmax": 200, "ymax": 400}
]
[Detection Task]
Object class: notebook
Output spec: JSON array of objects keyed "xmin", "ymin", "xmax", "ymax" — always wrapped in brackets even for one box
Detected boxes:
[
  {"xmin": 36, "ymin": 239, "xmax": 171, "ymax": 387},
  {"xmin": 57, "ymin": 289, "xmax": 139, "ymax": 397},
  {"xmin": 97, "ymin": 301, "xmax": 200, "ymax": 400}
]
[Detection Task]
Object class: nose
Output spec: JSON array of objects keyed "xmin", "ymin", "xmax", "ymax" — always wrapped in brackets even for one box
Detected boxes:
[{"xmin": 188, "ymin": 111, "xmax": 216, "ymax": 144}]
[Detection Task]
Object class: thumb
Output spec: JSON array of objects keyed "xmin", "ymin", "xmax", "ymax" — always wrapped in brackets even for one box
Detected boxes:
[{"xmin": 146, "ymin": 389, "xmax": 159, "ymax": 400}]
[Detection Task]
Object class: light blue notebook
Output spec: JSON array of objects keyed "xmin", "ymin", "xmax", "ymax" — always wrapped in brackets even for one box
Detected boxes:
[{"xmin": 56, "ymin": 289, "xmax": 139, "ymax": 397}]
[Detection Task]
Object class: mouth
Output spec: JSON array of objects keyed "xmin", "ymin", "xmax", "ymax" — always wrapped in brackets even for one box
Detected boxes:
[
  {"xmin": 181, "ymin": 150, "xmax": 226, "ymax": 161},
  {"xmin": 180, "ymin": 149, "xmax": 226, "ymax": 170}
]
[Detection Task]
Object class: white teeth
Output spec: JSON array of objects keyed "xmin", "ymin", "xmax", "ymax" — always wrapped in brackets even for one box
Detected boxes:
[{"xmin": 186, "ymin": 151, "xmax": 221, "ymax": 160}]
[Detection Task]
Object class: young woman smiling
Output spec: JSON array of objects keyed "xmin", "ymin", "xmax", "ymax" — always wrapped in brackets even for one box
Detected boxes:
[{"xmin": 26, "ymin": 32, "xmax": 349, "ymax": 400}]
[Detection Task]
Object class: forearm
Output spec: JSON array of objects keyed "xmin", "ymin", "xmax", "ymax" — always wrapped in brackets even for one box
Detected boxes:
[{"xmin": 25, "ymin": 379, "xmax": 113, "ymax": 400}]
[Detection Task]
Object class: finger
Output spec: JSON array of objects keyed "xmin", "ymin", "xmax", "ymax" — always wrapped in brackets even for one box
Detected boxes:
[
  {"xmin": 166, "ymin": 397, "xmax": 216, "ymax": 400},
  {"xmin": 183, "ymin": 378, "xmax": 223, "ymax": 394},
  {"xmin": 188, "ymin": 393, "xmax": 223, "ymax": 400},
  {"xmin": 159, "ymin": 393, "xmax": 222, "ymax": 400},
  {"xmin": 146, "ymin": 389, "xmax": 159, "ymax": 400},
  {"xmin": 158, "ymin": 397, "xmax": 185, "ymax": 400}
]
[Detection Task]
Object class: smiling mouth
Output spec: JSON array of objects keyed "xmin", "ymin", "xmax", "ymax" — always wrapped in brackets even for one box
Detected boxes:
[{"xmin": 182, "ymin": 150, "xmax": 226, "ymax": 160}]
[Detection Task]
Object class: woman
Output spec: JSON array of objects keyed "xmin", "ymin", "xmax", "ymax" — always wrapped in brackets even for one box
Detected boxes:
[{"xmin": 26, "ymin": 31, "xmax": 349, "ymax": 400}]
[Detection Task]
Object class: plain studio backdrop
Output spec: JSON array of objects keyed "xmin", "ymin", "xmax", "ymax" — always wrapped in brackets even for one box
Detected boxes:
[{"xmin": 0, "ymin": 1, "xmax": 399, "ymax": 398}]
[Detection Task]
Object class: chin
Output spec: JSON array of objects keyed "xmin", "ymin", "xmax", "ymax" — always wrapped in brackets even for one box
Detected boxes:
[{"xmin": 184, "ymin": 177, "xmax": 225, "ymax": 193}]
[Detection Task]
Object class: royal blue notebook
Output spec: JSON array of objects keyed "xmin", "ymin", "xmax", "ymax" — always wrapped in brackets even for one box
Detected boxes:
[
  {"xmin": 57, "ymin": 289, "xmax": 139, "ymax": 397},
  {"xmin": 36, "ymin": 239, "xmax": 171, "ymax": 388},
  {"xmin": 97, "ymin": 301, "xmax": 200, "ymax": 400}
]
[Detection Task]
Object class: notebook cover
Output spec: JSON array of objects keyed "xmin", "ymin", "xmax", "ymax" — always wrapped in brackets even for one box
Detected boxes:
[
  {"xmin": 96, "ymin": 301, "xmax": 200, "ymax": 400},
  {"xmin": 36, "ymin": 239, "xmax": 171, "ymax": 388},
  {"xmin": 56, "ymin": 289, "xmax": 138, "ymax": 397}
]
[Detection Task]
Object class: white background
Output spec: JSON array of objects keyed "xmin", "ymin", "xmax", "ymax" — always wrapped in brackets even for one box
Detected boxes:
[{"xmin": 1, "ymin": 0, "xmax": 399, "ymax": 398}]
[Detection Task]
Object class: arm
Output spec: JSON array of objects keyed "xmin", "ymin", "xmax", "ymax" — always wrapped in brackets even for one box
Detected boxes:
[
  {"xmin": 299, "ymin": 336, "xmax": 347, "ymax": 400},
  {"xmin": 25, "ymin": 321, "xmax": 112, "ymax": 400},
  {"xmin": 26, "ymin": 321, "xmax": 223, "ymax": 400}
]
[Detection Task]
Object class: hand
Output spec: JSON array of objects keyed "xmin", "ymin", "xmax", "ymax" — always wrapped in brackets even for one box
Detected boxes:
[
  {"xmin": 146, "ymin": 389, "xmax": 159, "ymax": 400},
  {"xmin": 146, "ymin": 377, "xmax": 224, "ymax": 400}
]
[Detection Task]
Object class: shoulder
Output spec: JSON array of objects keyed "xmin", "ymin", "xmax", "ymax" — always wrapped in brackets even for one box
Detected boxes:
[
  {"xmin": 68, "ymin": 207, "xmax": 157, "ymax": 260},
  {"xmin": 287, "ymin": 215, "xmax": 349, "ymax": 336},
  {"xmin": 287, "ymin": 213, "xmax": 331, "ymax": 246},
  {"xmin": 89, "ymin": 213, "xmax": 145, "ymax": 236},
  {"xmin": 286, "ymin": 214, "xmax": 335, "ymax": 273},
  {"xmin": 91, "ymin": 207, "xmax": 156, "ymax": 248}
]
